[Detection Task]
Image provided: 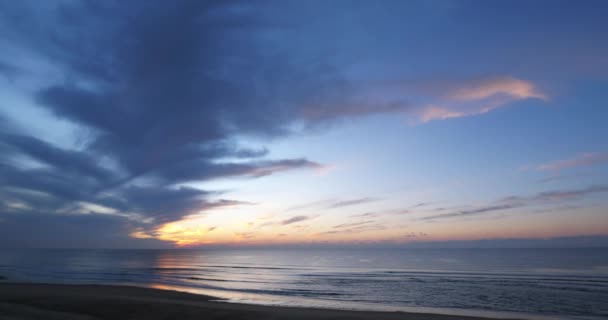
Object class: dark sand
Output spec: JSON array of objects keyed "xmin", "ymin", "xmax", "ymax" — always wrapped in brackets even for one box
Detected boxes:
[{"xmin": 0, "ymin": 283, "xmax": 518, "ymax": 320}]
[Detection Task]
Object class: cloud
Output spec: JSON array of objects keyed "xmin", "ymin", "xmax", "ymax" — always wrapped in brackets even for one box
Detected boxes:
[
  {"xmin": 299, "ymin": 75, "xmax": 546, "ymax": 124},
  {"xmin": 417, "ymin": 105, "xmax": 467, "ymax": 122},
  {"xmin": 327, "ymin": 197, "xmax": 379, "ymax": 209},
  {"xmin": 411, "ymin": 202, "xmax": 430, "ymax": 208},
  {"xmin": 234, "ymin": 232, "xmax": 256, "ymax": 239},
  {"xmin": 529, "ymin": 185, "xmax": 608, "ymax": 201},
  {"xmin": 349, "ymin": 212, "xmax": 379, "ymax": 218},
  {"xmin": 0, "ymin": 1, "xmax": 345, "ymax": 246},
  {"xmin": 287, "ymin": 197, "xmax": 379, "ymax": 212},
  {"xmin": 281, "ymin": 215, "xmax": 313, "ymax": 225},
  {"xmin": 532, "ymin": 204, "xmax": 584, "ymax": 214},
  {"xmin": 299, "ymin": 101, "xmax": 408, "ymax": 121},
  {"xmin": 111, "ymin": 186, "xmax": 252, "ymax": 224},
  {"xmin": 397, "ymin": 236, "xmax": 608, "ymax": 249},
  {"xmin": 499, "ymin": 185, "xmax": 608, "ymax": 203},
  {"xmin": 0, "ymin": 133, "xmax": 116, "ymax": 183},
  {"xmin": 0, "ymin": 1, "xmax": 577, "ymax": 248},
  {"xmin": 537, "ymin": 173, "xmax": 593, "ymax": 183},
  {"xmin": 445, "ymin": 77, "xmax": 546, "ymax": 101},
  {"xmin": 318, "ymin": 223, "xmax": 387, "ymax": 235},
  {"xmin": 537, "ymin": 152, "xmax": 608, "ymax": 171},
  {"xmin": 421, "ymin": 185, "xmax": 608, "ymax": 221},
  {"xmin": 332, "ymin": 221, "xmax": 374, "ymax": 229},
  {"xmin": 420, "ymin": 204, "xmax": 520, "ymax": 221},
  {"xmin": 0, "ymin": 211, "xmax": 169, "ymax": 249},
  {"xmin": 410, "ymin": 76, "xmax": 547, "ymax": 122}
]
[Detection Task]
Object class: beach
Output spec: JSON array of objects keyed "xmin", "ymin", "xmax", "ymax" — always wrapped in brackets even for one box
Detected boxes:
[{"xmin": 0, "ymin": 283, "xmax": 512, "ymax": 320}]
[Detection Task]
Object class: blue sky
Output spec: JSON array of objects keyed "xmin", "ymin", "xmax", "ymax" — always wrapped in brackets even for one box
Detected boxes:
[{"xmin": 0, "ymin": 0, "xmax": 607, "ymax": 248}]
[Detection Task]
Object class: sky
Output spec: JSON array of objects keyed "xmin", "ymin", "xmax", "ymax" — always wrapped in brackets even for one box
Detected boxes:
[{"xmin": 0, "ymin": 0, "xmax": 607, "ymax": 248}]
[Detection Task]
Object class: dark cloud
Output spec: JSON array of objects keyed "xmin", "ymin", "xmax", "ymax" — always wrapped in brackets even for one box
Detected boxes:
[
  {"xmin": 0, "ymin": 164, "xmax": 95, "ymax": 206},
  {"xmin": 106, "ymin": 186, "xmax": 253, "ymax": 225},
  {"xmin": 0, "ymin": 133, "xmax": 116, "ymax": 183},
  {"xmin": 0, "ymin": 211, "xmax": 169, "ymax": 249},
  {"xmin": 0, "ymin": 0, "xmax": 357, "ymax": 247},
  {"xmin": 152, "ymin": 158, "xmax": 322, "ymax": 184}
]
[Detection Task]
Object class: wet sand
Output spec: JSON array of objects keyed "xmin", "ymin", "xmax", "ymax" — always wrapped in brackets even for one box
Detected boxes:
[{"xmin": 0, "ymin": 283, "xmax": 517, "ymax": 320}]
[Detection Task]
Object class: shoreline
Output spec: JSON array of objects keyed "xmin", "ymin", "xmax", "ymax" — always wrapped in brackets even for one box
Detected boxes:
[{"xmin": 0, "ymin": 282, "xmax": 520, "ymax": 320}]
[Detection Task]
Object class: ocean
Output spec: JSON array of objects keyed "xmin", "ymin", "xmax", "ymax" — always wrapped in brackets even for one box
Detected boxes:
[{"xmin": 0, "ymin": 248, "xmax": 606, "ymax": 319}]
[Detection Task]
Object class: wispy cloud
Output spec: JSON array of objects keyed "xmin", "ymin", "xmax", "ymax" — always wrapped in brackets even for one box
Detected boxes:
[
  {"xmin": 537, "ymin": 152, "xmax": 608, "ymax": 171},
  {"xmin": 411, "ymin": 202, "xmax": 431, "ymax": 208},
  {"xmin": 413, "ymin": 76, "xmax": 547, "ymax": 122},
  {"xmin": 538, "ymin": 173, "xmax": 593, "ymax": 183},
  {"xmin": 286, "ymin": 199, "xmax": 334, "ymax": 212},
  {"xmin": 528, "ymin": 185, "xmax": 608, "ymax": 201},
  {"xmin": 421, "ymin": 185, "xmax": 608, "ymax": 221},
  {"xmin": 332, "ymin": 221, "xmax": 374, "ymax": 229},
  {"xmin": 349, "ymin": 212, "xmax": 379, "ymax": 218},
  {"xmin": 242, "ymin": 159, "xmax": 325, "ymax": 178},
  {"xmin": 499, "ymin": 185, "xmax": 608, "ymax": 203},
  {"xmin": 318, "ymin": 223, "xmax": 387, "ymax": 235},
  {"xmin": 281, "ymin": 215, "xmax": 314, "ymax": 225},
  {"xmin": 532, "ymin": 205, "xmax": 584, "ymax": 214},
  {"xmin": 234, "ymin": 232, "xmax": 256, "ymax": 239},
  {"xmin": 446, "ymin": 77, "xmax": 546, "ymax": 101},
  {"xmin": 417, "ymin": 105, "xmax": 467, "ymax": 122},
  {"xmin": 300, "ymin": 75, "xmax": 546, "ymax": 124},
  {"xmin": 288, "ymin": 197, "xmax": 379, "ymax": 212},
  {"xmin": 327, "ymin": 197, "xmax": 379, "ymax": 209},
  {"xmin": 348, "ymin": 208, "xmax": 411, "ymax": 219},
  {"xmin": 420, "ymin": 204, "xmax": 520, "ymax": 221}
]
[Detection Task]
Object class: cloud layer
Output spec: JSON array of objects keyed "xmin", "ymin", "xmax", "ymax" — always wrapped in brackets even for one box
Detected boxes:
[{"xmin": 0, "ymin": 1, "xmax": 340, "ymax": 247}]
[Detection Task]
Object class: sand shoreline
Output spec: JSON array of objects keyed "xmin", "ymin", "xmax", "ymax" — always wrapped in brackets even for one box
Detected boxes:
[{"xmin": 0, "ymin": 282, "xmax": 524, "ymax": 320}]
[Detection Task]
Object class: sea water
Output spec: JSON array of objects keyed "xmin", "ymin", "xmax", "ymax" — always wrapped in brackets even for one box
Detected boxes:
[{"xmin": 0, "ymin": 248, "xmax": 607, "ymax": 319}]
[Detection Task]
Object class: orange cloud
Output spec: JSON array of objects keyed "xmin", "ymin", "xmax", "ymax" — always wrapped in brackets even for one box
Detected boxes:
[
  {"xmin": 414, "ymin": 76, "xmax": 547, "ymax": 122},
  {"xmin": 417, "ymin": 105, "xmax": 465, "ymax": 122},
  {"xmin": 155, "ymin": 222, "xmax": 219, "ymax": 246},
  {"xmin": 446, "ymin": 77, "xmax": 546, "ymax": 101}
]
